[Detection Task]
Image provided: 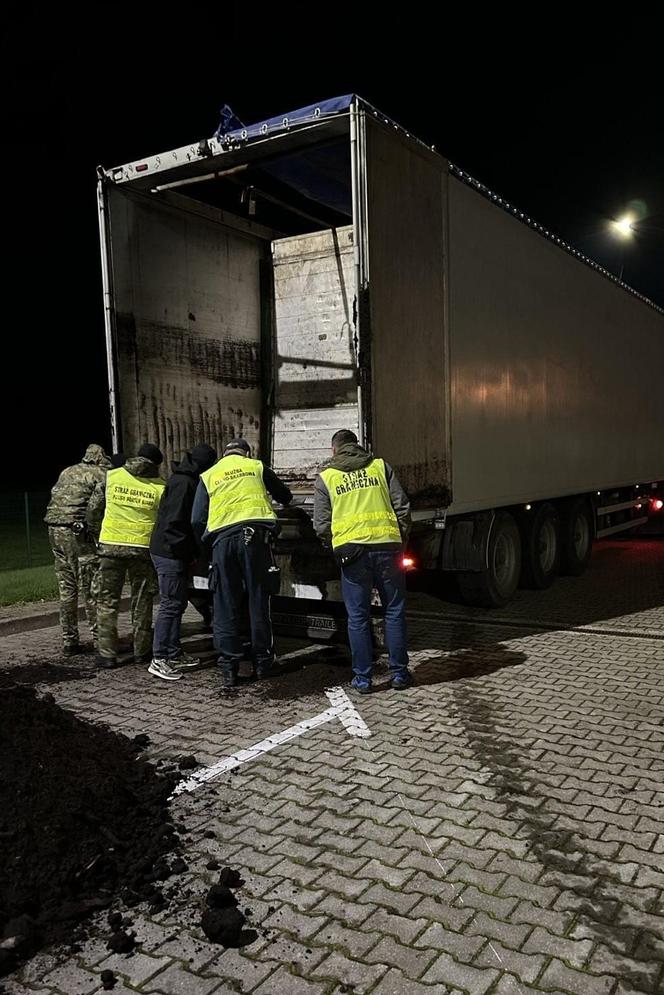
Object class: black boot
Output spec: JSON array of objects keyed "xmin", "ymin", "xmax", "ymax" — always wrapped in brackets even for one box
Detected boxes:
[
  {"xmin": 220, "ymin": 664, "xmax": 238, "ymax": 688},
  {"xmin": 95, "ymin": 655, "xmax": 118, "ymax": 670}
]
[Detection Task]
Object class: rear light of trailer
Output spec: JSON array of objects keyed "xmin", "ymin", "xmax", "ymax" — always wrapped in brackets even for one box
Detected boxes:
[
  {"xmin": 401, "ymin": 554, "xmax": 416, "ymax": 570},
  {"xmin": 652, "ymin": 498, "xmax": 664, "ymax": 512}
]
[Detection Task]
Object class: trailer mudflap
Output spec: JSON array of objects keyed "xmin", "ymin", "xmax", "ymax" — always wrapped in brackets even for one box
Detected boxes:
[
  {"xmin": 408, "ymin": 524, "xmax": 444, "ymax": 570},
  {"xmin": 440, "ymin": 513, "xmax": 493, "ymax": 572}
]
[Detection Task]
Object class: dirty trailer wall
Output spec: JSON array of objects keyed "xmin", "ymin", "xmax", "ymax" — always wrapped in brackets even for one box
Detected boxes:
[{"xmin": 107, "ymin": 188, "xmax": 265, "ymax": 468}]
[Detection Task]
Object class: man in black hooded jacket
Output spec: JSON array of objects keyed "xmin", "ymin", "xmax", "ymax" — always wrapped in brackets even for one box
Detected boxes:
[{"xmin": 148, "ymin": 443, "xmax": 217, "ymax": 680}]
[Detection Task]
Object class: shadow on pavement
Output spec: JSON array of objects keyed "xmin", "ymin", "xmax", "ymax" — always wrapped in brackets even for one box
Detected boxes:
[{"xmin": 408, "ymin": 644, "xmax": 529, "ymax": 687}]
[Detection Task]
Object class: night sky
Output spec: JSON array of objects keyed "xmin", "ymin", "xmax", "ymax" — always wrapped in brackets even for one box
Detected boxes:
[{"xmin": 3, "ymin": 8, "xmax": 662, "ymax": 487}]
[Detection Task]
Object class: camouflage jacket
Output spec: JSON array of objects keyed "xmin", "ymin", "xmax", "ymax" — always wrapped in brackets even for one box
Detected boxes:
[
  {"xmin": 44, "ymin": 444, "xmax": 111, "ymax": 534},
  {"xmin": 92, "ymin": 456, "xmax": 164, "ymax": 558}
]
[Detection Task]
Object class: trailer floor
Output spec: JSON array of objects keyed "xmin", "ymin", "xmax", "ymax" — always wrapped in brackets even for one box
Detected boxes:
[{"xmin": 1, "ymin": 537, "xmax": 663, "ymax": 995}]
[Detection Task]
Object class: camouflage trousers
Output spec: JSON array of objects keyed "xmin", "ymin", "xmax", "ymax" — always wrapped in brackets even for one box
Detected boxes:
[
  {"xmin": 48, "ymin": 526, "xmax": 100, "ymax": 649},
  {"xmin": 96, "ymin": 552, "xmax": 158, "ymax": 660}
]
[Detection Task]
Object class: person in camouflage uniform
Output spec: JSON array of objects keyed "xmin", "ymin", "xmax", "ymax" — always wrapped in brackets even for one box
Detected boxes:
[
  {"xmin": 44, "ymin": 443, "xmax": 111, "ymax": 654},
  {"xmin": 90, "ymin": 444, "xmax": 165, "ymax": 669}
]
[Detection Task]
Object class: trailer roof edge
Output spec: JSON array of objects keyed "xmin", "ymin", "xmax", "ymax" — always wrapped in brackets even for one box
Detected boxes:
[{"xmin": 100, "ymin": 95, "xmax": 663, "ymax": 316}]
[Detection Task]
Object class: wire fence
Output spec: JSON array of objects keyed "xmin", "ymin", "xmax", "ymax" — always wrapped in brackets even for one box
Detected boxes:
[{"xmin": 0, "ymin": 492, "xmax": 52, "ymax": 571}]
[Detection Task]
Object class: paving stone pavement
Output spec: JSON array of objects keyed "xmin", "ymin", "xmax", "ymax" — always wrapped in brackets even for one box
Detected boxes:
[{"xmin": 1, "ymin": 537, "xmax": 664, "ymax": 994}]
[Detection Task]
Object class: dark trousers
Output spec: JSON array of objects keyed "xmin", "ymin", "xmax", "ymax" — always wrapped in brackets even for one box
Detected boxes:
[
  {"xmin": 210, "ymin": 528, "xmax": 274, "ymax": 675},
  {"xmin": 151, "ymin": 554, "xmax": 188, "ymax": 660},
  {"xmin": 340, "ymin": 549, "xmax": 409, "ymax": 689}
]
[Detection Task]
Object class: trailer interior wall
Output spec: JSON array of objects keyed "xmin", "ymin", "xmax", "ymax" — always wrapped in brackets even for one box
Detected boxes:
[
  {"xmin": 271, "ymin": 227, "xmax": 358, "ymax": 481},
  {"xmin": 448, "ymin": 176, "xmax": 664, "ymax": 514},
  {"xmin": 106, "ymin": 188, "xmax": 269, "ymax": 469}
]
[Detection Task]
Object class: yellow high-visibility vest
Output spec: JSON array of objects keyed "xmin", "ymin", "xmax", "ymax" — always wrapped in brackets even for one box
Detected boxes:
[
  {"xmin": 99, "ymin": 468, "xmax": 165, "ymax": 548},
  {"xmin": 320, "ymin": 458, "xmax": 402, "ymax": 549},
  {"xmin": 201, "ymin": 455, "xmax": 276, "ymax": 532}
]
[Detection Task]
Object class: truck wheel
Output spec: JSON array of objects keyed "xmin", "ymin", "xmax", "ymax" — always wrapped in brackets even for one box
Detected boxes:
[
  {"xmin": 560, "ymin": 498, "xmax": 593, "ymax": 575},
  {"xmin": 457, "ymin": 511, "xmax": 521, "ymax": 608},
  {"xmin": 520, "ymin": 502, "xmax": 560, "ymax": 589}
]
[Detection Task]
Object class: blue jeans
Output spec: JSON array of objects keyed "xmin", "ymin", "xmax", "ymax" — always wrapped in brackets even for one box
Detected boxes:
[
  {"xmin": 340, "ymin": 549, "xmax": 409, "ymax": 689},
  {"xmin": 151, "ymin": 554, "xmax": 188, "ymax": 660},
  {"xmin": 209, "ymin": 528, "xmax": 274, "ymax": 676}
]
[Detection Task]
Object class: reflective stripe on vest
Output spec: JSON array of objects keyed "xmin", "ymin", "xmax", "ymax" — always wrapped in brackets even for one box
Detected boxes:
[
  {"xmin": 201, "ymin": 455, "xmax": 276, "ymax": 532},
  {"xmin": 99, "ymin": 467, "xmax": 165, "ymax": 548},
  {"xmin": 320, "ymin": 458, "xmax": 402, "ymax": 549}
]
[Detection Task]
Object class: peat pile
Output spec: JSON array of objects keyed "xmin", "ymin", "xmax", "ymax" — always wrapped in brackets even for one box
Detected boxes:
[
  {"xmin": 0, "ymin": 662, "xmax": 94, "ymax": 690},
  {"xmin": 0, "ymin": 685, "xmax": 179, "ymax": 976}
]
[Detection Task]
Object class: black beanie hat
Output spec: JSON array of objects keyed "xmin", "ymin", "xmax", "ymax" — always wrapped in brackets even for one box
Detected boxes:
[
  {"xmin": 138, "ymin": 442, "xmax": 164, "ymax": 465},
  {"xmin": 190, "ymin": 443, "xmax": 218, "ymax": 471},
  {"xmin": 224, "ymin": 438, "xmax": 251, "ymax": 455},
  {"xmin": 110, "ymin": 452, "xmax": 126, "ymax": 469}
]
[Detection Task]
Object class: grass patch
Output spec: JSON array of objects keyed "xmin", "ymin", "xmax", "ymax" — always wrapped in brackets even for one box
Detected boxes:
[
  {"xmin": 0, "ymin": 565, "xmax": 58, "ymax": 606},
  {"xmin": 0, "ymin": 492, "xmax": 52, "ymax": 570}
]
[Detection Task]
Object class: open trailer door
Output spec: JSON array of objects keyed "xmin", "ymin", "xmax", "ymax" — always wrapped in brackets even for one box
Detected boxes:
[
  {"xmin": 97, "ymin": 97, "xmax": 357, "ymax": 474},
  {"xmin": 353, "ymin": 104, "xmax": 451, "ymax": 506},
  {"xmin": 97, "ymin": 182, "xmax": 272, "ymax": 470}
]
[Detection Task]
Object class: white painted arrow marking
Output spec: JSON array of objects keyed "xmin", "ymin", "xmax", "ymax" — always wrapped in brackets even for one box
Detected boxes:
[{"xmin": 172, "ymin": 686, "xmax": 370, "ymax": 796}]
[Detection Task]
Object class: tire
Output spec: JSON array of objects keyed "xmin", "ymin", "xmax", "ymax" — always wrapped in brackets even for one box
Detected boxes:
[
  {"xmin": 457, "ymin": 511, "xmax": 522, "ymax": 608},
  {"xmin": 519, "ymin": 502, "xmax": 561, "ymax": 589},
  {"xmin": 560, "ymin": 497, "xmax": 593, "ymax": 575}
]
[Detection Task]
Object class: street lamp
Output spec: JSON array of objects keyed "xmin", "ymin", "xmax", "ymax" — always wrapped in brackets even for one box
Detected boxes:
[
  {"xmin": 608, "ymin": 207, "xmax": 663, "ymax": 282},
  {"xmin": 609, "ymin": 214, "xmax": 636, "ymax": 280},
  {"xmin": 611, "ymin": 215, "xmax": 636, "ymax": 239}
]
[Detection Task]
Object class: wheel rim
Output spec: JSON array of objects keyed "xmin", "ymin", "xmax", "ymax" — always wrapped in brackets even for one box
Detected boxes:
[
  {"xmin": 493, "ymin": 531, "xmax": 517, "ymax": 595},
  {"xmin": 538, "ymin": 519, "xmax": 557, "ymax": 574},
  {"xmin": 572, "ymin": 512, "xmax": 590, "ymax": 560}
]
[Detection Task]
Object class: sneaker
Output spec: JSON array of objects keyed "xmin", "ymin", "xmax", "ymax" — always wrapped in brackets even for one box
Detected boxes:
[
  {"xmin": 172, "ymin": 652, "xmax": 200, "ymax": 670},
  {"xmin": 148, "ymin": 658, "xmax": 183, "ymax": 681},
  {"xmin": 63, "ymin": 644, "xmax": 83, "ymax": 657},
  {"xmin": 391, "ymin": 673, "xmax": 415, "ymax": 690},
  {"xmin": 350, "ymin": 680, "xmax": 372, "ymax": 695},
  {"xmin": 95, "ymin": 655, "xmax": 118, "ymax": 670}
]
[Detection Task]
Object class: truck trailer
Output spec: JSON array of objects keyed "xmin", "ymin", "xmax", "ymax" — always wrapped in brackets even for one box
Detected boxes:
[{"xmin": 97, "ymin": 95, "xmax": 664, "ymax": 611}]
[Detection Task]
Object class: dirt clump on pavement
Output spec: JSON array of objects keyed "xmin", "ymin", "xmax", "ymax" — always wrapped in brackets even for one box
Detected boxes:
[
  {"xmin": 177, "ymin": 755, "xmax": 198, "ymax": 771},
  {"xmin": 0, "ymin": 684, "xmax": 180, "ymax": 977},
  {"xmin": 107, "ymin": 929, "xmax": 136, "ymax": 954},
  {"xmin": 201, "ymin": 868, "xmax": 255, "ymax": 948},
  {"xmin": 201, "ymin": 907, "xmax": 246, "ymax": 946}
]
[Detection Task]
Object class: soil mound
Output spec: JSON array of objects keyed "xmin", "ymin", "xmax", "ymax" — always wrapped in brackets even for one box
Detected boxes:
[{"xmin": 0, "ymin": 685, "xmax": 179, "ymax": 976}]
